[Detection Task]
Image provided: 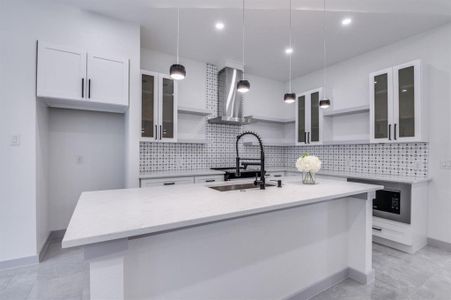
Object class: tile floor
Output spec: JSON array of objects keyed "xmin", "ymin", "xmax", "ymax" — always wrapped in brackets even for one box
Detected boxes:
[{"xmin": 0, "ymin": 241, "xmax": 450, "ymax": 299}]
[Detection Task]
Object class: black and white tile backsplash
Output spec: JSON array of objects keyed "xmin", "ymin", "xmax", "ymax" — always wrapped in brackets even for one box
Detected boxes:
[{"xmin": 140, "ymin": 64, "xmax": 429, "ymax": 178}]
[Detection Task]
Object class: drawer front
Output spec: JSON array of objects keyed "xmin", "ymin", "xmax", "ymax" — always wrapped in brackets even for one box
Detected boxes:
[
  {"xmin": 265, "ymin": 172, "xmax": 285, "ymax": 178},
  {"xmin": 141, "ymin": 177, "xmax": 194, "ymax": 187},
  {"xmin": 372, "ymin": 217, "xmax": 413, "ymax": 245},
  {"xmin": 194, "ymin": 175, "xmax": 225, "ymax": 184}
]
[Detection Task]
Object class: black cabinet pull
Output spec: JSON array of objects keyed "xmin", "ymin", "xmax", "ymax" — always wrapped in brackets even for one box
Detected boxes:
[
  {"xmin": 88, "ymin": 79, "xmax": 91, "ymax": 98},
  {"xmin": 394, "ymin": 123, "xmax": 397, "ymax": 140},
  {"xmin": 372, "ymin": 226, "xmax": 382, "ymax": 232},
  {"xmin": 205, "ymin": 179, "xmax": 215, "ymax": 182},
  {"xmin": 307, "ymin": 132, "xmax": 310, "ymax": 144},
  {"xmin": 159, "ymin": 125, "xmax": 162, "ymax": 140},
  {"xmin": 163, "ymin": 182, "xmax": 175, "ymax": 186},
  {"xmin": 304, "ymin": 132, "xmax": 307, "ymax": 144},
  {"xmin": 273, "ymin": 174, "xmax": 282, "ymax": 178},
  {"xmin": 154, "ymin": 125, "xmax": 158, "ymax": 140},
  {"xmin": 388, "ymin": 124, "xmax": 391, "ymax": 140},
  {"xmin": 81, "ymin": 78, "xmax": 84, "ymax": 98}
]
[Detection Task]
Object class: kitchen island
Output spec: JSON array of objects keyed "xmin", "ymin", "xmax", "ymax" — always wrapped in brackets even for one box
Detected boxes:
[{"xmin": 63, "ymin": 177, "xmax": 382, "ymax": 300}]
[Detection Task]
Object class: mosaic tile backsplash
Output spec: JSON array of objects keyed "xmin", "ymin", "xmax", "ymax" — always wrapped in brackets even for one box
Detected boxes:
[{"xmin": 140, "ymin": 64, "xmax": 429, "ymax": 178}]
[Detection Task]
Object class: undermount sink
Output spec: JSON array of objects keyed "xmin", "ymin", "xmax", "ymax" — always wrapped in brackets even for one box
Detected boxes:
[{"xmin": 209, "ymin": 182, "xmax": 275, "ymax": 192}]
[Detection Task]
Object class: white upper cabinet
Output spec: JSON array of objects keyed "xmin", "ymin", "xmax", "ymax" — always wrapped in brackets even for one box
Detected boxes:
[
  {"xmin": 86, "ymin": 54, "xmax": 129, "ymax": 106},
  {"xmin": 37, "ymin": 41, "xmax": 86, "ymax": 101},
  {"xmin": 295, "ymin": 88, "xmax": 323, "ymax": 145},
  {"xmin": 141, "ymin": 70, "xmax": 178, "ymax": 142},
  {"xmin": 370, "ymin": 60, "xmax": 423, "ymax": 143},
  {"xmin": 36, "ymin": 41, "xmax": 129, "ymax": 113}
]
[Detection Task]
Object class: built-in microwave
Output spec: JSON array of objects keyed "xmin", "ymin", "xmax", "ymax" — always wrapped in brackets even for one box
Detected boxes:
[{"xmin": 347, "ymin": 178, "xmax": 411, "ymax": 224}]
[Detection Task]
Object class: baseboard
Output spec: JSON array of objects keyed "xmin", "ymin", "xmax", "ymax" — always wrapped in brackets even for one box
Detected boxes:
[
  {"xmin": 373, "ymin": 235, "xmax": 426, "ymax": 254},
  {"xmin": 348, "ymin": 267, "xmax": 375, "ymax": 284},
  {"xmin": 0, "ymin": 255, "xmax": 39, "ymax": 270},
  {"xmin": 428, "ymin": 237, "xmax": 451, "ymax": 252},
  {"xmin": 39, "ymin": 230, "xmax": 66, "ymax": 262},
  {"xmin": 284, "ymin": 266, "xmax": 373, "ymax": 300}
]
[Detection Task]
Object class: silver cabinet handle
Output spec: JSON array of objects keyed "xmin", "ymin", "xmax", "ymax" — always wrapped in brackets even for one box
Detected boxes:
[
  {"xmin": 163, "ymin": 182, "xmax": 175, "ymax": 186},
  {"xmin": 81, "ymin": 78, "xmax": 84, "ymax": 98}
]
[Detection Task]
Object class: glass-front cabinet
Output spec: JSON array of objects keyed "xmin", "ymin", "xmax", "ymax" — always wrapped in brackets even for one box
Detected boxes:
[
  {"xmin": 296, "ymin": 88, "xmax": 323, "ymax": 145},
  {"xmin": 370, "ymin": 60, "xmax": 421, "ymax": 143},
  {"xmin": 141, "ymin": 70, "xmax": 177, "ymax": 142}
]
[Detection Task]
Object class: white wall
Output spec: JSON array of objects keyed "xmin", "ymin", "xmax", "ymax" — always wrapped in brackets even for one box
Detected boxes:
[
  {"xmin": 244, "ymin": 74, "xmax": 292, "ymax": 119},
  {"xmin": 48, "ymin": 109, "xmax": 125, "ymax": 230},
  {"xmin": 290, "ymin": 24, "xmax": 451, "ymax": 243},
  {"xmin": 0, "ymin": 0, "xmax": 140, "ymax": 263}
]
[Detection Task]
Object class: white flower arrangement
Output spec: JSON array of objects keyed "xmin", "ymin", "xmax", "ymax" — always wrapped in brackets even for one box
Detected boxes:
[{"xmin": 296, "ymin": 153, "xmax": 322, "ymax": 173}]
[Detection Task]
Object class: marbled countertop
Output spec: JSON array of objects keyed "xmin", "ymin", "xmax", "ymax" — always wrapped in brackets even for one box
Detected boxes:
[
  {"xmin": 139, "ymin": 166, "xmax": 430, "ymax": 184},
  {"xmin": 62, "ymin": 177, "xmax": 382, "ymax": 248}
]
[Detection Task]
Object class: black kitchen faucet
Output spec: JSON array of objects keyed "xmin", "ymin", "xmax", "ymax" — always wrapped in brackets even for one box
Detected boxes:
[{"xmin": 235, "ymin": 131, "xmax": 266, "ymax": 189}]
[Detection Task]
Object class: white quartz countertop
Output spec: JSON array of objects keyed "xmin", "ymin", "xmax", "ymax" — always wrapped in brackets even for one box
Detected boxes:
[
  {"xmin": 264, "ymin": 167, "xmax": 430, "ymax": 184},
  {"xmin": 139, "ymin": 169, "xmax": 225, "ymax": 179},
  {"xmin": 62, "ymin": 177, "xmax": 382, "ymax": 248}
]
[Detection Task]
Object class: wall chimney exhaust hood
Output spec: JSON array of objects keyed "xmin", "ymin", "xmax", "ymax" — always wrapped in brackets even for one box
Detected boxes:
[{"xmin": 208, "ymin": 67, "xmax": 253, "ymax": 125}]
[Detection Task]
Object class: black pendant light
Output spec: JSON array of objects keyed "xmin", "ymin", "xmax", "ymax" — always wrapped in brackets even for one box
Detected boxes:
[
  {"xmin": 284, "ymin": 0, "xmax": 296, "ymax": 104},
  {"xmin": 237, "ymin": 0, "xmax": 250, "ymax": 93},
  {"xmin": 170, "ymin": 8, "xmax": 186, "ymax": 80},
  {"xmin": 319, "ymin": 0, "xmax": 331, "ymax": 108}
]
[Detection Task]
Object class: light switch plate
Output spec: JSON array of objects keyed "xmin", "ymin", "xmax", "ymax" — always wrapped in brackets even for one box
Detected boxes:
[{"xmin": 10, "ymin": 135, "xmax": 20, "ymax": 146}]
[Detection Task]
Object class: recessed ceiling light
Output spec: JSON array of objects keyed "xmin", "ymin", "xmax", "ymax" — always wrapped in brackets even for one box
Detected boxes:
[
  {"xmin": 215, "ymin": 22, "xmax": 225, "ymax": 30},
  {"xmin": 341, "ymin": 17, "xmax": 352, "ymax": 26},
  {"xmin": 285, "ymin": 47, "xmax": 293, "ymax": 55}
]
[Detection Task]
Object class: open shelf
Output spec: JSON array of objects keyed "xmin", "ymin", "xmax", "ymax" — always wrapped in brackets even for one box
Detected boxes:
[
  {"xmin": 323, "ymin": 105, "xmax": 370, "ymax": 117},
  {"xmin": 252, "ymin": 115, "xmax": 295, "ymax": 124},
  {"xmin": 177, "ymin": 106, "xmax": 211, "ymax": 116}
]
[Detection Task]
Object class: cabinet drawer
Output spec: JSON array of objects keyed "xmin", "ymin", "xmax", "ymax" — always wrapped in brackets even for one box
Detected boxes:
[
  {"xmin": 140, "ymin": 177, "xmax": 194, "ymax": 188},
  {"xmin": 265, "ymin": 172, "xmax": 285, "ymax": 178},
  {"xmin": 372, "ymin": 217, "xmax": 413, "ymax": 245},
  {"xmin": 194, "ymin": 175, "xmax": 224, "ymax": 184}
]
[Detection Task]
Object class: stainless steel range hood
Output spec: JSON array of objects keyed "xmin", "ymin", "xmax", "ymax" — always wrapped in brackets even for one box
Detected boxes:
[{"xmin": 208, "ymin": 67, "xmax": 253, "ymax": 125}]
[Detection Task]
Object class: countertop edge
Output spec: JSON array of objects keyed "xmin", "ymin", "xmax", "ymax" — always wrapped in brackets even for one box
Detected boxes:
[{"xmin": 62, "ymin": 184, "xmax": 382, "ymax": 249}]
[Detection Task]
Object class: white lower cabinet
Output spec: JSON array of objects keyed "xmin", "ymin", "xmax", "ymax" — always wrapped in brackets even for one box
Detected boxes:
[
  {"xmin": 194, "ymin": 175, "xmax": 224, "ymax": 184},
  {"xmin": 140, "ymin": 177, "xmax": 194, "ymax": 188},
  {"xmin": 372, "ymin": 181, "xmax": 429, "ymax": 254}
]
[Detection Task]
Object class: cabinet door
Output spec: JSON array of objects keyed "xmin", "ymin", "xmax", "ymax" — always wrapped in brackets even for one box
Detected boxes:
[
  {"xmin": 87, "ymin": 54, "xmax": 129, "ymax": 106},
  {"xmin": 393, "ymin": 61, "xmax": 421, "ymax": 142},
  {"xmin": 309, "ymin": 89, "xmax": 322, "ymax": 144},
  {"xmin": 159, "ymin": 75, "xmax": 178, "ymax": 142},
  {"xmin": 370, "ymin": 68, "xmax": 393, "ymax": 143},
  {"xmin": 37, "ymin": 41, "xmax": 86, "ymax": 100},
  {"xmin": 141, "ymin": 72, "xmax": 159, "ymax": 139},
  {"xmin": 296, "ymin": 95, "xmax": 307, "ymax": 145}
]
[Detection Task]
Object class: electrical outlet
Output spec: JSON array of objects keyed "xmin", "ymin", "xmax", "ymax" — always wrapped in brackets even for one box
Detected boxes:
[
  {"xmin": 10, "ymin": 135, "xmax": 20, "ymax": 146},
  {"xmin": 440, "ymin": 160, "xmax": 451, "ymax": 170}
]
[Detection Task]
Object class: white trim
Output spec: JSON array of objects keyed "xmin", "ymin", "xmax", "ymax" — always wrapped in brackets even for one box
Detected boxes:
[
  {"xmin": 369, "ymin": 67, "xmax": 393, "ymax": 143},
  {"xmin": 0, "ymin": 255, "xmax": 39, "ymax": 271},
  {"xmin": 428, "ymin": 238, "xmax": 451, "ymax": 252},
  {"xmin": 393, "ymin": 60, "xmax": 422, "ymax": 142}
]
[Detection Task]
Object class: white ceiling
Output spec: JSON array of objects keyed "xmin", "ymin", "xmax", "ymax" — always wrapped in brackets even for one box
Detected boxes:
[{"xmin": 58, "ymin": 0, "xmax": 451, "ymax": 81}]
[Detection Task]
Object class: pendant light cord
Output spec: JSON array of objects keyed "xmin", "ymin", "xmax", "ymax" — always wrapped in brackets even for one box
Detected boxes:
[
  {"xmin": 177, "ymin": 8, "xmax": 180, "ymax": 64},
  {"xmin": 322, "ymin": 0, "xmax": 327, "ymax": 97},
  {"xmin": 289, "ymin": 0, "xmax": 292, "ymax": 93},
  {"xmin": 242, "ymin": 0, "xmax": 245, "ymax": 79}
]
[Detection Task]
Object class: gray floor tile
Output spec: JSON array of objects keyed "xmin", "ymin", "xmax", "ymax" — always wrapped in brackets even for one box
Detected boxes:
[{"xmin": 1, "ymin": 241, "xmax": 451, "ymax": 300}]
